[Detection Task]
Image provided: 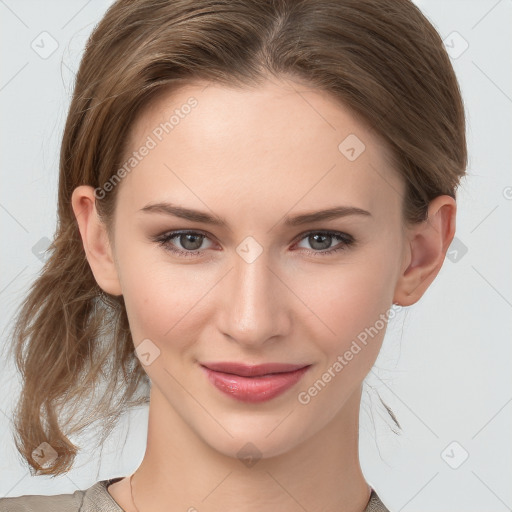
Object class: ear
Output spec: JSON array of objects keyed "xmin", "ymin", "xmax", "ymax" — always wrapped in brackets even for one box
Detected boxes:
[
  {"xmin": 393, "ymin": 195, "xmax": 456, "ymax": 306},
  {"xmin": 71, "ymin": 185, "xmax": 122, "ymax": 296}
]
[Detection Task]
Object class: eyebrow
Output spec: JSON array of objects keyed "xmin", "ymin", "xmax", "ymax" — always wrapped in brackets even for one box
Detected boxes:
[{"xmin": 140, "ymin": 202, "xmax": 372, "ymax": 227}]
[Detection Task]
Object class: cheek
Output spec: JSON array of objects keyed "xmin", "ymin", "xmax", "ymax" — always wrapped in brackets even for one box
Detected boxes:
[
  {"xmin": 291, "ymin": 254, "xmax": 398, "ymax": 413},
  {"xmin": 116, "ymin": 240, "xmax": 215, "ymax": 347},
  {"xmin": 293, "ymin": 250, "xmax": 397, "ymax": 361}
]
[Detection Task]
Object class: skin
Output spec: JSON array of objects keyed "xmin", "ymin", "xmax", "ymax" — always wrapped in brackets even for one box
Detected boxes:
[{"xmin": 72, "ymin": 76, "xmax": 456, "ymax": 512}]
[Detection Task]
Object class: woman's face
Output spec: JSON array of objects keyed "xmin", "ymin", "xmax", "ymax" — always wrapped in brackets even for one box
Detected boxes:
[{"xmin": 109, "ymin": 77, "xmax": 408, "ymax": 458}]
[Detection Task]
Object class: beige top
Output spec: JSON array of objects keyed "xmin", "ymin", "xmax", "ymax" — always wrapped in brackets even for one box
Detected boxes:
[{"xmin": 0, "ymin": 477, "xmax": 391, "ymax": 511}]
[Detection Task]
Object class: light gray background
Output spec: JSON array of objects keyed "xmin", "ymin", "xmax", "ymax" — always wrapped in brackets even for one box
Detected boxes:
[{"xmin": 1, "ymin": 1, "xmax": 511, "ymax": 510}]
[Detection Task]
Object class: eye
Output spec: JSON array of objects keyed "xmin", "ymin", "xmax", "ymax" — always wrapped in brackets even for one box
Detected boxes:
[
  {"xmin": 294, "ymin": 231, "xmax": 355, "ymax": 256},
  {"xmin": 153, "ymin": 230, "xmax": 214, "ymax": 258},
  {"xmin": 152, "ymin": 229, "xmax": 356, "ymax": 258}
]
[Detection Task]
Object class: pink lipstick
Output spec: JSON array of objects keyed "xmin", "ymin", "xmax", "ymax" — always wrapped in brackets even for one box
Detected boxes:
[{"xmin": 200, "ymin": 362, "xmax": 311, "ymax": 403}]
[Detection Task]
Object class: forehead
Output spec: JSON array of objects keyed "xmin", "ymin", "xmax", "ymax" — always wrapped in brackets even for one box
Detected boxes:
[{"xmin": 117, "ymin": 78, "xmax": 404, "ymax": 223}]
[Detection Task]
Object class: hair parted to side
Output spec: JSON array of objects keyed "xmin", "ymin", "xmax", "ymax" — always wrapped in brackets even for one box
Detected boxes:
[{"xmin": 5, "ymin": 0, "xmax": 467, "ymax": 476}]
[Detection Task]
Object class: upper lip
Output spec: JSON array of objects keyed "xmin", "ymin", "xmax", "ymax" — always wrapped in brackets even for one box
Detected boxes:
[{"xmin": 200, "ymin": 362, "xmax": 310, "ymax": 377}]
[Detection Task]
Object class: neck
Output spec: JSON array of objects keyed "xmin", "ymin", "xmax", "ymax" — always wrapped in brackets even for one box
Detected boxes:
[{"xmin": 131, "ymin": 384, "xmax": 371, "ymax": 512}]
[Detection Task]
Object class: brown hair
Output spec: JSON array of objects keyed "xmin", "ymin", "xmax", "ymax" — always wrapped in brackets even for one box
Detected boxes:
[{"xmin": 4, "ymin": 0, "xmax": 467, "ymax": 476}]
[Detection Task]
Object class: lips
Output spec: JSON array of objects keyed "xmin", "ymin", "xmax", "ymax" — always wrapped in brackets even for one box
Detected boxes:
[
  {"xmin": 200, "ymin": 361, "xmax": 311, "ymax": 403},
  {"xmin": 200, "ymin": 361, "xmax": 308, "ymax": 377}
]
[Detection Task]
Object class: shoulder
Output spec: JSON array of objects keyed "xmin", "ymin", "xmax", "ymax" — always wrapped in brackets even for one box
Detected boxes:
[
  {"xmin": 0, "ymin": 478, "xmax": 125, "ymax": 512},
  {"xmin": 0, "ymin": 488, "xmax": 84, "ymax": 512},
  {"xmin": 1, "ymin": 480, "xmax": 388, "ymax": 512},
  {"xmin": 365, "ymin": 488, "xmax": 392, "ymax": 512}
]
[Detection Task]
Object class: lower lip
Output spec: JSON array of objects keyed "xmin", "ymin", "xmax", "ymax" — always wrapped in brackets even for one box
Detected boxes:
[{"xmin": 201, "ymin": 365, "xmax": 311, "ymax": 403}]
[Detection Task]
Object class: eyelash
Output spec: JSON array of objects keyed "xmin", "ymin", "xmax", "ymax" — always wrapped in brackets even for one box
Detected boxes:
[{"xmin": 152, "ymin": 229, "xmax": 356, "ymax": 258}]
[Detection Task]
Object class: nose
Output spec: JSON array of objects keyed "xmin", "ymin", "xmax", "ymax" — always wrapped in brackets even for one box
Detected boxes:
[{"xmin": 217, "ymin": 246, "xmax": 291, "ymax": 349}]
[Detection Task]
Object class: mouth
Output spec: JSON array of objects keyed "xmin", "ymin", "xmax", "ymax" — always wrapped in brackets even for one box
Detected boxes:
[{"xmin": 199, "ymin": 361, "xmax": 312, "ymax": 403}]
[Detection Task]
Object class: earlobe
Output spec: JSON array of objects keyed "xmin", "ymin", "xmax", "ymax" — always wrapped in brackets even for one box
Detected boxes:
[
  {"xmin": 393, "ymin": 195, "xmax": 456, "ymax": 306},
  {"xmin": 71, "ymin": 185, "xmax": 122, "ymax": 296}
]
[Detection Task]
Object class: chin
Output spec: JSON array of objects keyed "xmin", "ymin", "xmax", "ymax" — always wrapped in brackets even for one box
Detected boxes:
[{"xmin": 196, "ymin": 417, "xmax": 311, "ymax": 464}]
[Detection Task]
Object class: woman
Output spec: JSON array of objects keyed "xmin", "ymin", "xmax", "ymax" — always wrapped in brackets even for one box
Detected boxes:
[{"xmin": 0, "ymin": 0, "xmax": 466, "ymax": 510}]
